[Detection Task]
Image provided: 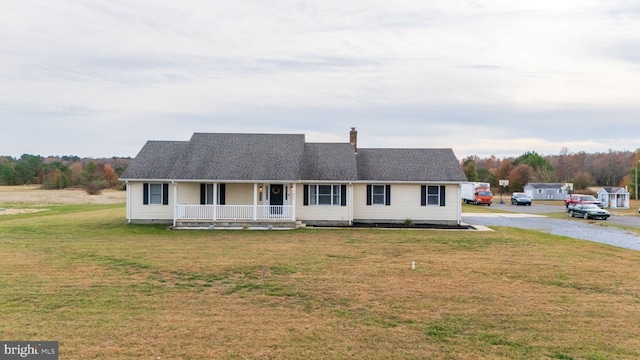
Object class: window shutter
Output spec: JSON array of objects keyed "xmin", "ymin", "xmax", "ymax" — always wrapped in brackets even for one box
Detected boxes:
[
  {"xmin": 303, "ymin": 185, "xmax": 309, "ymax": 206},
  {"xmin": 440, "ymin": 185, "xmax": 446, "ymax": 207},
  {"xmin": 341, "ymin": 185, "xmax": 347, "ymax": 206},
  {"xmin": 200, "ymin": 184, "xmax": 206, "ymax": 205},
  {"xmin": 366, "ymin": 185, "xmax": 372, "ymax": 206},
  {"xmin": 385, "ymin": 185, "xmax": 391, "ymax": 206},
  {"xmin": 219, "ymin": 184, "xmax": 226, "ymax": 205},
  {"xmin": 162, "ymin": 183, "xmax": 169, "ymax": 205},
  {"xmin": 143, "ymin": 183, "xmax": 149, "ymax": 205},
  {"xmin": 421, "ymin": 185, "xmax": 426, "ymax": 206}
]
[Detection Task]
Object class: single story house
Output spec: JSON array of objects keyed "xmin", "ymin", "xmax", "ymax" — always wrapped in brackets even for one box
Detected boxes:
[
  {"xmin": 597, "ymin": 187, "xmax": 630, "ymax": 209},
  {"xmin": 119, "ymin": 128, "xmax": 468, "ymax": 228},
  {"xmin": 523, "ymin": 183, "xmax": 567, "ymax": 200}
]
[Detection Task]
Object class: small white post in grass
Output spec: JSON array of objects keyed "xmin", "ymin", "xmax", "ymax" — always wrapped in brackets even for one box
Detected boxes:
[{"xmin": 411, "ymin": 261, "xmax": 416, "ymax": 270}]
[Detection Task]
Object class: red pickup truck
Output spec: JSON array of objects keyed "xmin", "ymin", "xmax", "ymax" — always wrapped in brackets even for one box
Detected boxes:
[{"xmin": 564, "ymin": 194, "xmax": 605, "ymax": 209}]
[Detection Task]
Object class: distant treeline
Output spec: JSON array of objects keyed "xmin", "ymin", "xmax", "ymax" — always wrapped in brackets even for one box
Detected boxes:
[
  {"xmin": 462, "ymin": 149, "xmax": 640, "ymax": 197},
  {"xmin": 0, "ymin": 154, "xmax": 131, "ymax": 194}
]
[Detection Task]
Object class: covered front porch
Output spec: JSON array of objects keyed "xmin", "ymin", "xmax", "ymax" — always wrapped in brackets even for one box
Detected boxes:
[{"xmin": 172, "ymin": 182, "xmax": 298, "ymax": 227}]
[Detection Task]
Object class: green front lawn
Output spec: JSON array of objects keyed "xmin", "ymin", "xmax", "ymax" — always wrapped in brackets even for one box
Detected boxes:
[{"xmin": 1, "ymin": 204, "xmax": 640, "ymax": 359}]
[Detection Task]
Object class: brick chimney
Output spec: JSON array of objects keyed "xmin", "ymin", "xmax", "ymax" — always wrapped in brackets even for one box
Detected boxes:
[{"xmin": 349, "ymin": 127, "xmax": 357, "ymax": 153}]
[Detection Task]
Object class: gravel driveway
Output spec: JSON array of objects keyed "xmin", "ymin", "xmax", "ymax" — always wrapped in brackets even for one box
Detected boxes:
[
  {"xmin": 479, "ymin": 201, "xmax": 640, "ymax": 229},
  {"xmin": 463, "ymin": 213, "xmax": 640, "ymax": 251}
]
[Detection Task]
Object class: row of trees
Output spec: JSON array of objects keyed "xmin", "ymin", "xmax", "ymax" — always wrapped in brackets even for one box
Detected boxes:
[
  {"xmin": 0, "ymin": 155, "xmax": 131, "ymax": 194},
  {"xmin": 462, "ymin": 149, "xmax": 640, "ymax": 197},
  {"xmin": 3, "ymin": 150, "xmax": 640, "ymax": 197}
]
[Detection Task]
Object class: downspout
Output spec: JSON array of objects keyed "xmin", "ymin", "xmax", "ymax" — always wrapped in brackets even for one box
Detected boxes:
[
  {"xmin": 457, "ymin": 184, "xmax": 462, "ymax": 225},
  {"xmin": 291, "ymin": 183, "xmax": 297, "ymax": 221},
  {"xmin": 172, "ymin": 181, "xmax": 177, "ymax": 228},
  {"xmin": 348, "ymin": 182, "xmax": 353, "ymax": 226},
  {"xmin": 126, "ymin": 181, "xmax": 131, "ymax": 224}
]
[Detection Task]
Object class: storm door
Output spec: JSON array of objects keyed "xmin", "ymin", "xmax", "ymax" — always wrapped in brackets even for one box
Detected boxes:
[{"xmin": 270, "ymin": 184, "xmax": 284, "ymax": 215}]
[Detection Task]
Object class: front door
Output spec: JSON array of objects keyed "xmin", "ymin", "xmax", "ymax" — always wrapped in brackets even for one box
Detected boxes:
[
  {"xmin": 269, "ymin": 184, "xmax": 284, "ymax": 206},
  {"xmin": 270, "ymin": 184, "xmax": 284, "ymax": 215}
]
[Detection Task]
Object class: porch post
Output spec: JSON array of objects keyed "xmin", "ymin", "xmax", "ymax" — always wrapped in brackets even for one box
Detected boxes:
[
  {"xmin": 291, "ymin": 183, "xmax": 296, "ymax": 220},
  {"xmin": 172, "ymin": 181, "xmax": 177, "ymax": 228},
  {"xmin": 253, "ymin": 183, "xmax": 258, "ymax": 220},
  {"xmin": 213, "ymin": 182, "xmax": 218, "ymax": 220}
]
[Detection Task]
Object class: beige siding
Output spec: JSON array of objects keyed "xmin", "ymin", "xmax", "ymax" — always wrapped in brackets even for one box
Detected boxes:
[
  {"xmin": 128, "ymin": 182, "xmax": 174, "ymax": 221},
  {"xmin": 127, "ymin": 181, "xmax": 461, "ymax": 224},
  {"xmin": 226, "ymin": 183, "xmax": 260, "ymax": 205},
  {"xmin": 178, "ymin": 183, "xmax": 200, "ymax": 204},
  {"xmin": 353, "ymin": 184, "xmax": 459, "ymax": 223}
]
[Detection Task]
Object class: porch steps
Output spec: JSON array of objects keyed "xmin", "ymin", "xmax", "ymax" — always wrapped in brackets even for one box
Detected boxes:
[{"xmin": 174, "ymin": 220, "xmax": 306, "ymax": 230}]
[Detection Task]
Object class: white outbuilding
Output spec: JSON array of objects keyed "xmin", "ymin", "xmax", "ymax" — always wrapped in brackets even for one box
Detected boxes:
[{"xmin": 597, "ymin": 187, "xmax": 630, "ymax": 209}]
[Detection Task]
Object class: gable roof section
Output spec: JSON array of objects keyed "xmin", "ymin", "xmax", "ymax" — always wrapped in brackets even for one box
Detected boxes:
[
  {"xmin": 356, "ymin": 148, "xmax": 466, "ymax": 182},
  {"xmin": 168, "ymin": 133, "xmax": 305, "ymax": 181},
  {"xmin": 120, "ymin": 140, "xmax": 189, "ymax": 180},
  {"xmin": 599, "ymin": 186, "xmax": 628, "ymax": 194},
  {"xmin": 300, "ymin": 143, "xmax": 358, "ymax": 181}
]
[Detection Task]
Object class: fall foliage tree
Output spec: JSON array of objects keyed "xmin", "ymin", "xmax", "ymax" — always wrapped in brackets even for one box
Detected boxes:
[
  {"xmin": 508, "ymin": 164, "xmax": 535, "ymax": 192},
  {"xmin": 0, "ymin": 155, "xmax": 130, "ymax": 192},
  {"xmin": 69, "ymin": 162, "xmax": 84, "ymax": 184},
  {"xmin": 103, "ymin": 163, "xmax": 119, "ymax": 187},
  {"xmin": 470, "ymin": 149, "xmax": 635, "ymax": 193}
]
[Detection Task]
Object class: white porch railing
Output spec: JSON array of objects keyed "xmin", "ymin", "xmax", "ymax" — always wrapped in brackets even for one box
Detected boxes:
[{"xmin": 176, "ymin": 205, "xmax": 294, "ymax": 221}]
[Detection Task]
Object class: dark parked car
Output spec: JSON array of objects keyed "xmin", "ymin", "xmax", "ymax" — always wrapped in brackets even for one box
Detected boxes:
[
  {"xmin": 569, "ymin": 204, "xmax": 610, "ymax": 220},
  {"xmin": 511, "ymin": 192, "xmax": 532, "ymax": 206}
]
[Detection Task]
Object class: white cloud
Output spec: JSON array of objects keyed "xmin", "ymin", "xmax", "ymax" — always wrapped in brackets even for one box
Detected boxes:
[{"xmin": 0, "ymin": 0, "xmax": 639, "ymax": 158}]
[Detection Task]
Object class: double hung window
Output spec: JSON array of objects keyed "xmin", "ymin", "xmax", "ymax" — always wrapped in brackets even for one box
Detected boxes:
[
  {"xmin": 143, "ymin": 183, "xmax": 169, "ymax": 205},
  {"xmin": 427, "ymin": 186, "xmax": 439, "ymax": 205},
  {"xmin": 366, "ymin": 184, "xmax": 390, "ymax": 206},
  {"xmin": 371, "ymin": 185, "xmax": 386, "ymax": 205},
  {"xmin": 309, "ymin": 185, "xmax": 341, "ymax": 205},
  {"xmin": 149, "ymin": 184, "xmax": 163, "ymax": 204},
  {"xmin": 420, "ymin": 185, "xmax": 446, "ymax": 207}
]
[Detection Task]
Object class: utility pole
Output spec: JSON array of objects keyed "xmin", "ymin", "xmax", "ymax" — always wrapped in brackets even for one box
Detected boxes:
[{"xmin": 636, "ymin": 160, "xmax": 640, "ymax": 205}]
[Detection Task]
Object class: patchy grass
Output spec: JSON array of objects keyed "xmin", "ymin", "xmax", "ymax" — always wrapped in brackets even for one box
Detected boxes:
[
  {"xmin": 609, "ymin": 207, "xmax": 640, "ymax": 217},
  {"xmin": 1, "ymin": 205, "xmax": 640, "ymax": 359}
]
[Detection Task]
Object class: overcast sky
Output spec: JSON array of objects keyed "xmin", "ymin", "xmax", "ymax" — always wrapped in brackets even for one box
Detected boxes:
[{"xmin": 1, "ymin": 0, "xmax": 639, "ymax": 160}]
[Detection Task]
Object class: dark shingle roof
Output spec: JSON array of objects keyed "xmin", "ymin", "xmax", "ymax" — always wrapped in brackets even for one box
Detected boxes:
[
  {"xmin": 120, "ymin": 141, "xmax": 189, "ymax": 179},
  {"xmin": 168, "ymin": 133, "xmax": 305, "ymax": 181},
  {"xmin": 121, "ymin": 133, "xmax": 467, "ymax": 183},
  {"xmin": 356, "ymin": 148, "xmax": 467, "ymax": 182},
  {"xmin": 300, "ymin": 143, "xmax": 358, "ymax": 181}
]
